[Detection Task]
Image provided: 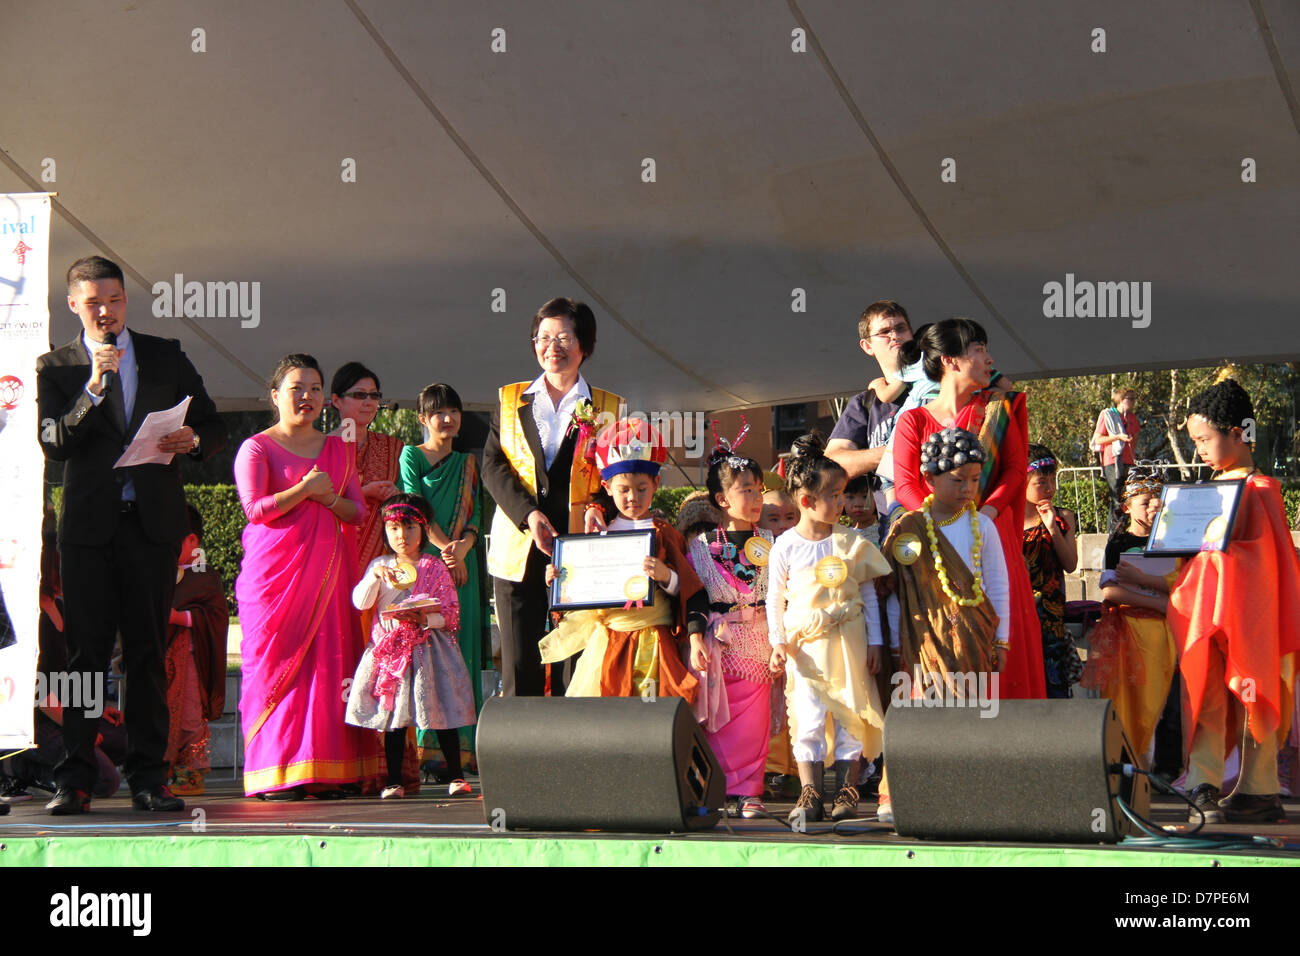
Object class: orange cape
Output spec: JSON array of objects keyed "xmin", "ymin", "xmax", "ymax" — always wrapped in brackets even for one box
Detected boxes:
[{"xmin": 1167, "ymin": 475, "xmax": 1300, "ymax": 747}]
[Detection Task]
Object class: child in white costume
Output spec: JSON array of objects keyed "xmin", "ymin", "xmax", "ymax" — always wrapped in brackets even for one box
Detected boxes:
[{"xmin": 767, "ymin": 432, "xmax": 890, "ymax": 822}]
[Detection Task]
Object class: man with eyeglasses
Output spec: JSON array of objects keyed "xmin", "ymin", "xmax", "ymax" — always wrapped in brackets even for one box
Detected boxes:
[{"xmin": 826, "ymin": 301, "xmax": 914, "ymax": 518}]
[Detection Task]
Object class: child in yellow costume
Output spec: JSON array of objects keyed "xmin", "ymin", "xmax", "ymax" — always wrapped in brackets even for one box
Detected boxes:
[
  {"xmin": 767, "ymin": 432, "xmax": 890, "ymax": 823},
  {"xmin": 1081, "ymin": 466, "xmax": 1180, "ymax": 770}
]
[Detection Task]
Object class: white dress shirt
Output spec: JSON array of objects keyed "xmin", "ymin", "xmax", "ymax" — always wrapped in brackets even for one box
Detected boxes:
[
  {"xmin": 82, "ymin": 328, "xmax": 138, "ymax": 501},
  {"xmin": 524, "ymin": 373, "xmax": 591, "ymax": 471}
]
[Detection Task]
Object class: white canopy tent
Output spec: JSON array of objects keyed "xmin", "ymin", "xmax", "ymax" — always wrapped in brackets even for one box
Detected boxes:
[{"xmin": 3, "ymin": 0, "xmax": 1297, "ymax": 412}]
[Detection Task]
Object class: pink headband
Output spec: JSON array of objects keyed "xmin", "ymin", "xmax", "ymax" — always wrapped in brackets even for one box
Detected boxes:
[{"xmin": 382, "ymin": 503, "xmax": 427, "ymax": 527}]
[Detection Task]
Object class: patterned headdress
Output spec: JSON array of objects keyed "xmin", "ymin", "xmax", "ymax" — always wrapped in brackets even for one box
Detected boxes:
[
  {"xmin": 919, "ymin": 427, "xmax": 987, "ymax": 476},
  {"xmin": 595, "ymin": 418, "xmax": 667, "ymax": 480},
  {"xmin": 707, "ymin": 415, "xmax": 758, "ymax": 472},
  {"xmin": 1121, "ymin": 463, "xmax": 1165, "ymax": 501}
]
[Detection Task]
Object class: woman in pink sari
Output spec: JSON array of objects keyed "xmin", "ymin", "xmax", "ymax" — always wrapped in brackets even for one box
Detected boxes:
[
  {"xmin": 234, "ymin": 354, "xmax": 376, "ymax": 798},
  {"xmin": 891, "ymin": 319, "xmax": 1046, "ymax": 699}
]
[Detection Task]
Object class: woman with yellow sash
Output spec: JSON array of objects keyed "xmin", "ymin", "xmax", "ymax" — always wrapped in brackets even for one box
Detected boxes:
[{"xmin": 483, "ymin": 298, "xmax": 623, "ymax": 697}]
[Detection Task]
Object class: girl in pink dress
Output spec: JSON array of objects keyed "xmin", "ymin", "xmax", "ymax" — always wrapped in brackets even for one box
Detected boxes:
[
  {"xmin": 686, "ymin": 424, "xmax": 775, "ymax": 819},
  {"xmin": 234, "ymin": 354, "xmax": 374, "ymax": 798},
  {"xmin": 891, "ymin": 319, "xmax": 1046, "ymax": 699}
]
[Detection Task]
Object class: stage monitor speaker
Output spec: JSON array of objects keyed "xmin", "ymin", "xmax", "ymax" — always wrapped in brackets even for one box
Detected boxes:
[
  {"xmin": 477, "ymin": 696, "xmax": 725, "ymax": 832},
  {"xmin": 884, "ymin": 698, "xmax": 1148, "ymax": 843}
]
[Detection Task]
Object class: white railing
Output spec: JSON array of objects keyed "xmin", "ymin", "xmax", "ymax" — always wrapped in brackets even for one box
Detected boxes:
[{"xmin": 1057, "ymin": 462, "xmax": 1213, "ymax": 533}]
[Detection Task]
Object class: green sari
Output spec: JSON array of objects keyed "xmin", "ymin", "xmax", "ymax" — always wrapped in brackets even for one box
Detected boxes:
[{"xmin": 399, "ymin": 446, "xmax": 489, "ymax": 765}]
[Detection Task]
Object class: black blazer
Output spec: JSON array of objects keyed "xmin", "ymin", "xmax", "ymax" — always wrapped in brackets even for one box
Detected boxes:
[
  {"xmin": 482, "ymin": 389, "xmax": 578, "ymax": 534},
  {"xmin": 36, "ymin": 331, "xmax": 227, "ymax": 547}
]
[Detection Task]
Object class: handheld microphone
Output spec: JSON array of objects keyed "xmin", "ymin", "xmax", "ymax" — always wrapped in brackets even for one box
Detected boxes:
[{"xmin": 101, "ymin": 331, "xmax": 117, "ymax": 393}]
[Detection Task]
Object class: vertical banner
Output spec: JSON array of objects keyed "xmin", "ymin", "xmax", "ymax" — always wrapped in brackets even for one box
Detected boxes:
[{"xmin": 0, "ymin": 192, "xmax": 51, "ymax": 748}]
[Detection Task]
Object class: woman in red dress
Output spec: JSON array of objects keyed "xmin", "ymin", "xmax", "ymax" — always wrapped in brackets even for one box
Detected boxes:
[
  {"xmin": 327, "ymin": 361, "xmax": 417, "ymax": 792},
  {"xmin": 891, "ymin": 319, "xmax": 1046, "ymax": 699}
]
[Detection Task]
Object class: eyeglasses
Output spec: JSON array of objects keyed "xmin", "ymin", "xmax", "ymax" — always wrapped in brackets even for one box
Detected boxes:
[
  {"xmin": 533, "ymin": 334, "xmax": 576, "ymax": 350},
  {"xmin": 342, "ymin": 390, "xmax": 382, "ymax": 401},
  {"xmin": 868, "ymin": 322, "xmax": 910, "ymax": 340}
]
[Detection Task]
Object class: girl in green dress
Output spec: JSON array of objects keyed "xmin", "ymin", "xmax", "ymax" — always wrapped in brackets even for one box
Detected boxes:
[{"xmin": 399, "ymin": 383, "xmax": 489, "ymax": 775}]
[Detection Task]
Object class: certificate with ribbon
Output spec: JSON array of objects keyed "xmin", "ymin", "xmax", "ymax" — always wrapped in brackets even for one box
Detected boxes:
[
  {"xmin": 1145, "ymin": 480, "xmax": 1244, "ymax": 556},
  {"xmin": 549, "ymin": 530, "xmax": 657, "ymax": 611}
]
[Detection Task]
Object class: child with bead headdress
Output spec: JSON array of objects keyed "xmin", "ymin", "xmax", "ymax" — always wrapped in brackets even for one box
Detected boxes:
[
  {"xmin": 767, "ymin": 432, "xmax": 891, "ymax": 823},
  {"xmin": 878, "ymin": 427, "xmax": 1011, "ymax": 825},
  {"xmin": 540, "ymin": 418, "xmax": 708, "ymax": 701}
]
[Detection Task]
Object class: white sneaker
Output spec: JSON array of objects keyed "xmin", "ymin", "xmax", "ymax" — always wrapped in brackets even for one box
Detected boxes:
[
  {"xmin": 739, "ymin": 796, "xmax": 766, "ymax": 819},
  {"xmin": 380, "ymin": 785, "xmax": 404, "ymax": 799},
  {"xmin": 448, "ymin": 779, "xmax": 472, "ymax": 796},
  {"xmin": 876, "ymin": 799, "xmax": 894, "ymax": 826}
]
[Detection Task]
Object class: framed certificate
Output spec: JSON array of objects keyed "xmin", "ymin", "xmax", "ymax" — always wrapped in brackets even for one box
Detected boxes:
[
  {"xmin": 1145, "ymin": 480, "xmax": 1244, "ymax": 556},
  {"xmin": 549, "ymin": 530, "xmax": 657, "ymax": 611}
]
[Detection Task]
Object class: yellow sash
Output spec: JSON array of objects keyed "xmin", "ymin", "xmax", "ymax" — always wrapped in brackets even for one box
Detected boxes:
[
  {"xmin": 540, "ymin": 603, "xmax": 673, "ymax": 698},
  {"xmin": 486, "ymin": 383, "xmax": 624, "ymax": 581}
]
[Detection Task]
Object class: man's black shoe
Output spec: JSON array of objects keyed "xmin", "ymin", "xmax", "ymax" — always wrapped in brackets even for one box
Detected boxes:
[
  {"xmin": 132, "ymin": 785, "xmax": 185, "ymax": 812},
  {"xmin": 1221, "ymin": 792, "xmax": 1286, "ymax": 824},
  {"xmin": 46, "ymin": 788, "xmax": 92, "ymax": 815}
]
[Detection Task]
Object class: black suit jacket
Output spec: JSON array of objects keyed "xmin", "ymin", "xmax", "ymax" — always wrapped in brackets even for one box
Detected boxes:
[
  {"xmin": 482, "ymin": 389, "xmax": 578, "ymax": 534},
  {"xmin": 36, "ymin": 331, "xmax": 227, "ymax": 547}
]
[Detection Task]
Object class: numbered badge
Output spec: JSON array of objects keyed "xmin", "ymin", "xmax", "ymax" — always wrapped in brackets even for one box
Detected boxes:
[
  {"xmin": 392, "ymin": 562, "xmax": 418, "ymax": 588},
  {"xmin": 892, "ymin": 532, "xmax": 922, "ymax": 566},
  {"xmin": 743, "ymin": 536, "xmax": 771, "ymax": 567},
  {"xmin": 814, "ymin": 554, "xmax": 848, "ymax": 589}
]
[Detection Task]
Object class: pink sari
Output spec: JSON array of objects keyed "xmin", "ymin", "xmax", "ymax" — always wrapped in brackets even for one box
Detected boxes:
[{"xmin": 234, "ymin": 433, "xmax": 376, "ymax": 795}]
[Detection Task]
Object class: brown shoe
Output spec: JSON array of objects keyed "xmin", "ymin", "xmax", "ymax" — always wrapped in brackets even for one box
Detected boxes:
[
  {"xmin": 831, "ymin": 785, "xmax": 860, "ymax": 821},
  {"xmin": 788, "ymin": 785, "xmax": 825, "ymax": 823},
  {"xmin": 1221, "ymin": 792, "xmax": 1286, "ymax": 824}
]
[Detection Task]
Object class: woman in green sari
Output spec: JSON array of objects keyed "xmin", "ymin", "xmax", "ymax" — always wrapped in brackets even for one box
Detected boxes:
[{"xmin": 399, "ymin": 383, "xmax": 489, "ymax": 775}]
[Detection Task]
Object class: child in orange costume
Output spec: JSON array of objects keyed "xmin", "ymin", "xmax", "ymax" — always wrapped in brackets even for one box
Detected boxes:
[
  {"xmin": 541, "ymin": 418, "xmax": 707, "ymax": 701},
  {"xmin": 1168, "ymin": 379, "xmax": 1300, "ymax": 823}
]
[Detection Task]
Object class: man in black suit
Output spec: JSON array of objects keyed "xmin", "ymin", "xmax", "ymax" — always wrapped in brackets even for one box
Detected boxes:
[{"xmin": 36, "ymin": 255, "xmax": 226, "ymax": 814}]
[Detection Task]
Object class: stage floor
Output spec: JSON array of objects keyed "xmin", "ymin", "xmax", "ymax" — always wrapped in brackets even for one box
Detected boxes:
[{"xmin": 2, "ymin": 778, "xmax": 1298, "ymax": 867}]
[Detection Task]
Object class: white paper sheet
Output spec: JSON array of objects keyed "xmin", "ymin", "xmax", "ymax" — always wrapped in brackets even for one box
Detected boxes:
[{"xmin": 112, "ymin": 396, "xmax": 192, "ymax": 468}]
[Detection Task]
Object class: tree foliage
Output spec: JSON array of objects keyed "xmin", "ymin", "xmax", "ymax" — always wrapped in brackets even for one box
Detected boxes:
[{"xmin": 1020, "ymin": 363, "xmax": 1299, "ymax": 476}]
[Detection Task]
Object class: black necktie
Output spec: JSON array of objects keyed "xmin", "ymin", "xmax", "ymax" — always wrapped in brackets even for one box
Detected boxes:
[{"xmin": 104, "ymin": 379, "xmax": 128, "ymax": 434}]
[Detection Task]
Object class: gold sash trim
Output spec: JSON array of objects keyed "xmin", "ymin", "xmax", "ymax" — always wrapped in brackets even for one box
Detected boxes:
[
  {"xmin": 538, "ymin": 603, "xmax": 672, "ymax": 664},
  {"xmin": 486, "ymin": 383, "xmax": 625, "ymax": 581}
]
